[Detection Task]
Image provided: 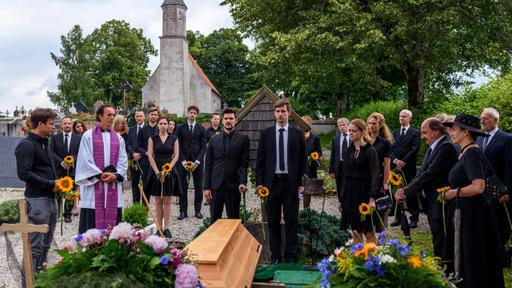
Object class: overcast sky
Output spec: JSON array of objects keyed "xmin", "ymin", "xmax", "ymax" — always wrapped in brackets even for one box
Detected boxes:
[{"xmin": 0, "ymin": 0, "xmax": 234, "ymax": 115}]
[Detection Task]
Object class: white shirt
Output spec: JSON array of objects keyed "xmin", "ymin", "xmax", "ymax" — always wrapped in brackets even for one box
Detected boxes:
[
  {"xmin": 485, "ymin": 127, "xmax": 499, "ymax": 144},
  {"xmin": 188, "ymin": 121, "xmax": 197, "ymax": 132},
  {"xmin": 136, "ymin": 123, "xmax": 144, "ymax": 134},
  {"xmin": 76, "ymin": 130, "xmax": 128, "ymax": 209},
  {"xmin": 400, "ymin": 125, "xmax": 411, "ymax": 135},
  {"xmin": 275, "ymin": 123, "xmax": 289, "ymax": 174},
  {"xmin": 429, "ymin": 135, "xmax": 446, "ymax": 153},
  {"xmin": 339, "ymin": 133, "xmax": 348, "ymax": 161}
]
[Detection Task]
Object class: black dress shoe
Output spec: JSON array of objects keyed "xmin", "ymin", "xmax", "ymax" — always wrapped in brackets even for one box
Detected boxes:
[
  {"xmin": 195, "ymin": 212, "xmax": 203, "ymax": 219},
  {"xmin": 163, "ymin": 229, "xmax": 172, "ymax": 238},
  {"xmin": 178, "ymin": 212, "xmax": 188, "ymax": 220},
  {"xmin": 64, "ymin": 216, "xmax": 72, "ymax": 223},
  {"xmin": 390, "ymin": 219, "xmax": 401, "ymax": 227},
  {"xmin": 409, "ymin": 220, "xmax": 418, "ymax": 229},
  {"xmin": 155, "ymin": 230, "xmax": 162, "ymax": 237}
]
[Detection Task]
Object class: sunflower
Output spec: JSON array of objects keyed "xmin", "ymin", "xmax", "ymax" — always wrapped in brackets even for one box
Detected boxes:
[
  {"xmin": 388, "ymin": 172, "xmax": 402, "ymax": 186},
  {"xmin": 56, "ymin": 176, "xmax": 74, "ymax": 193},
  {"xmin": 310, "ymin": 152, "xmax": 320, "ymax": 161},
  {"xmin": 359, "ymin": 202, "xmax": 371, "ymax": 216},
  {"xmin": 64, "ymin": 155, "xmax": 75, "ymax": 165},
  {"xmin": 408, "ymin": 256, "xmax": 422, "ymax": 268},
  {"xmin": 162, "ymin": 163, "xmax": 172, "ymax": 174},
  {"xmin": 184, "ymin": 161, "xmax": 194, "ymax": 170},
  {"xmin": 257, "ymin": 186, "xmax": 270, "ymax": 198},
  {"xmin": 436, "ymin": 186, "xmax": 450, "ymax": 193}
]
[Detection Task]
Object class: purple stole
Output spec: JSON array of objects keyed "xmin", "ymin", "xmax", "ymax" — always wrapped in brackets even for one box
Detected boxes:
[{"xmin": 92, "ymin": 125, "xmax": 120, "ymax": 229}]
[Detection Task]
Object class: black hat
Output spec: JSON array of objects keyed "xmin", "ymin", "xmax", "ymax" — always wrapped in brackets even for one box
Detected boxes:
[{"xmin": 442, "ymin": 113, "xmax": 488, "ymax": 137}]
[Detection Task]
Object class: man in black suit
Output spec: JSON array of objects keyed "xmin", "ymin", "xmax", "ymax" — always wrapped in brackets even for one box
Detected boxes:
[
  {"xmin": 136, "ymin": 106, "xmax": 159, "ymax": 204},
  {"xmin": 395, "ymin": 117, "xmax": 458, "ymax": 261},
  {"xmin": 205, "ymin": 112, "xmax": 221, "ymax": 143},
  {"xmin": 390, "ymin": 109, "xmax": 421, "ymax": 228},
  {"xmin": 329, "ymin": 118, "xmax": 349, "ymax": 206},
  {"xmin": 256, "ymin": 98, "xmax": 307, "ymax": 264},
  {"xmin": 50, "ymin": 117, "xmax": 81, "ymax": 223},
  {"xmin": 203, "ymin": 108, "xmax": 249, "ymax": 224},
  {"xmin": 126, "ymin": 110, "xmax": 145, "ymax": 204},
  {"xmin": 478, "ymin": 107, "xmax": 512, "ymax": 267},
  {"xmin": 176, "ymin": 105, "xmax": 207, "ymax": 219}
]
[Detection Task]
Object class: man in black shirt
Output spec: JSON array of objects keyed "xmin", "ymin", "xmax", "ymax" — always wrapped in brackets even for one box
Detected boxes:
[
  {"xmin": 205, "ymin": 112, "xmax": 221, "ymax": 143},
  {"xmin": 15, "ymin": 108, "xmax": 59, "ymax": 278},
  {"xmin": 136, "ymin": 107, "xmax": 159, "ymax": 204}
]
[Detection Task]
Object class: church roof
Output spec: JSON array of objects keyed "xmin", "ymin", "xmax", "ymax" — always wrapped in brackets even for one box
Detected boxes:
[
  {"xmin": 188, "ymin": 53, "xmax": 221, "ymax": 96},
  {"xmin": 161, "ymin": 0, "xmax": 187, "ymax": 8}
]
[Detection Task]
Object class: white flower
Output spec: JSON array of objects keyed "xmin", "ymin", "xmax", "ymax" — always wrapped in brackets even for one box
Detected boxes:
[
  {"xmin": 345, "ymin": 239, "xmax": 353, "ymax": 246},
  {"xmin": 379, "ymin": 254, "xmax": 397, "ymax": 263},
  {"xmin": 109, "ymin": 222, "xmax": 135, "ymax": 243},
  {"xmin": 334, "ymin": 247, "xmax": 344, "ymax": 255},
  {"xmin": 144, "ymin": 235, "xmax": 169, "ymax": 254},
  {"xmin": 328, "ymin": 255, "xmax": 335, "ymax": 262}
]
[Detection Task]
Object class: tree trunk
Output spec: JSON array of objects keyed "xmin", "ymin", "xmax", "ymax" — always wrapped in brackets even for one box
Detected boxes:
[
  {"xmin": 405, "ymin": 66, "xmax": 424, "ymax": 107},
  {"xmin": 336, "ymin": 92, "xmax": 348, "ymax": 116}
]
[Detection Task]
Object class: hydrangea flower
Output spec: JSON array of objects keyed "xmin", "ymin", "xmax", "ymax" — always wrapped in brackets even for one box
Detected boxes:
[
  {"xmin": 60, "ymin": 241, "xmax": 76, "ymax": 252},
  {"xmin": 144, "ymin": 235, "xmax": 168, "ymax": 254},
  {"xmin": 109, "ymin": 222, "xmax": 135, "ymax": 243},
  {"xmin": 79, "ymin": 229, "xmax": 104, "ymax": 247},
  {"xmin": 175, "ymin": 264, "xmax": 199, "ymax": 288}
]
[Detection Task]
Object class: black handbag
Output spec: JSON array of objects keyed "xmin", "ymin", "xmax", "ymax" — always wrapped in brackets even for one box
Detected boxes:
[
  {"xmin": 376, "ymin": 189, "xmax": 393, "ymax": 212},
  {"xmin": 482, "ymin": 154, "xmax": 508, "ymax": 203}
]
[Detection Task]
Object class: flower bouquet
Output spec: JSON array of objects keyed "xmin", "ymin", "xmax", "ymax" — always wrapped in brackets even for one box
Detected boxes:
[
  {"xmin": 55, "ymin": 176, "xmax": 75, "ymax": 235},
  {"xmin": 183, "ymin": 161, "xmax": 195, "ymax": 181},
  {"xmin": 308, "ymin": 151, "xmax": 320, "ymax": 166},
  {"xmin": 35, "ymin": 222, "xmax": 200, "ymax": 288},
  {"xmin": 256, "ymin": 186, "xmax": 270, "ymax": 203},
  {"xmin": 158, "ymin": 163, "xmax": 173, "ymax": 199},
  {"xmin": 436, "ymin": 186, "xmax": 450, "ymax": 236},
  {"xmin": 317, "ymin": 232, "xmax": 455, "ymax": 288}
]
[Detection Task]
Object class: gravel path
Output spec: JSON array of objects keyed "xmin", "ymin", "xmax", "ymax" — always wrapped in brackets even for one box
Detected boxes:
[{"xmin": 0, "ymin": 181, "xmax": 429, "ymax": 288}]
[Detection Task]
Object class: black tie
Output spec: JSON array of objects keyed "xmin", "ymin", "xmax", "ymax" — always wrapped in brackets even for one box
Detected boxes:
[
  {"xmin": 341, "ymin": 133, "xmax": 348, "ymax": 161},
  {"xmin": 64, "ymin": 134, "xmax": 69, "ymax": 154},
  {"xmin": 482, "ymin": 136, "xmax": 489, "ymax": 151},
  {"xmin": 401, "ymin": 128, "xmax": 406, "ymax": 137},
  {"xmin": 279, "ymin": 128, "xmax": 285, "ymax": 171},
  {"xmin": 189, "ymin": 124, "xmax": 194, "ymax": 134},
  {"xmin": 137, "ymin": 125, "xmax": 140, "ymax": 135}
]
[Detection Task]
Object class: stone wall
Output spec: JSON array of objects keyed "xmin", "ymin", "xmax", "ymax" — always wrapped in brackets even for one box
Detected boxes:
[{"xmin": 311, "ymin": 120, "xmax": 336, "ymax": 135}]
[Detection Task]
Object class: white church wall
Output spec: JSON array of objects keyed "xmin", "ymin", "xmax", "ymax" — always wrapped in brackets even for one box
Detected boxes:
[{"xmin": 142, "ymin": 65, "xmax": 160, "ymax": 105}]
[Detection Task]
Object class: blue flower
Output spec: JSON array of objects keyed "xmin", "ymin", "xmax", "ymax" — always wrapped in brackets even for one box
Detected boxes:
[
  {"xmin": 99, "ymin": 229, "xmax": 107, "ymax": 235},
  {"xmin": 364, "ymin": 259, "xmax": 374, "ymax": 271},
  {"xmin": 377, "ymin": 231, "xmax": 387, "ymax": 245},
  {"xmin": 364, "ymin": 255, "xmax": 385, "ymax": 277},
  {"xmin": 351, "ymin": 243, "xmax": 364, "ymax": 254},
  {"xmin": 317, "ymin": 258, "xmax": 334, "ymax": 288},
  {"xmin": 160, "ymin": 255, "xmax": 170, "ymax": 265},
  {"xmin": 389, "ymin": 238, "xmax": 400, "ymax": 247},
  {"xmin": 73, "ymin": 234, "xmax": 83, "ymax": 242},
  {"xmin": 397, "ymin": 244, "xmax": 411, "ymax": 257}
]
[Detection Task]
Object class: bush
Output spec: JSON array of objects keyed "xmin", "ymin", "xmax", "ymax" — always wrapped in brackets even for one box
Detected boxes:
[
  {"xmin": 122, "ymin": 204, "xmax": 148, "ymax": 228},
  {"xmin": 0, "ymin": 199, "xmax": 20, "ymax": 225},
  {"xmin": 298, "ymin": 208, "xmax": 351, "ymax": 263},
  {"xmin": 346, "ymin": 100, "xmax": 405, "ymax": 130}
]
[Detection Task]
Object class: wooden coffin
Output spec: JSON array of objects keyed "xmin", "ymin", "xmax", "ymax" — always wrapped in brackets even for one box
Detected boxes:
[{"xmin": 185, "ymin": 219, "xmax": 262, "ymax": 288}]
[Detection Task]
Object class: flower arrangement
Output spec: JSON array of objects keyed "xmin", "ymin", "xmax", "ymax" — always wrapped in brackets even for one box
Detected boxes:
[
  {"xmin": 317, "ymin": 232, "xmax": 455, "ymax": 288},
  {"xmin": 55, "ymin": 176, "xmax": 76, "ymax": 235},
  {"xmin": 35, "ymin": 222, "xmax": 199, "ymax": 288},
  {"xmin": 256, "ymin": 186, "xmax": 270, "ymax": 202},
  {"xmin": 184, "ymin": 161, "xmax": 195, "ymax": 181}
]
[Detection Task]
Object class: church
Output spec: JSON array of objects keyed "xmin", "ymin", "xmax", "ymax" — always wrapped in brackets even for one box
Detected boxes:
[{"xmin": 142, "ymin": 0, "xmax": 222, "ymax": 116}]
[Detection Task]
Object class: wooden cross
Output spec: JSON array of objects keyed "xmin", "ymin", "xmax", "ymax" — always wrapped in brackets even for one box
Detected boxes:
[{"xmin": 0, "ymin": 199, "xmax": 49, "ymax": 288}]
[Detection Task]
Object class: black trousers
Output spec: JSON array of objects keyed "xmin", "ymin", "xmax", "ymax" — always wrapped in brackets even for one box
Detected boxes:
[
  {"xmin": 130, "ymin": 165, "xmax": 142, "ymax": 204},
  {"xmin": 139, "ymin": 157, "xmax": 151, "ymax": 205},
  {"xmin": 179, "ymin": 164, "xmax": 203, "ymax": 214},
  {"xmin": 265, "ymin": 175, "xmax": 299, "ymax": 263},
  {"xmin": 335, "ymin": 161, "xmax": 344, "ymax": 204},
  {"xmin": 428, "ymin": 215, "xmax": 446, "ymax": 260},
  {"xmin": 210, "ymin": 182, "xmax": 241, "ymax": 224},
  {"xmin": 394, "ymin": 194, "xmax": 421, "ymax": 222},
  {"xmin": 78, "ymin": 208, "xmax": 122, "ymax": 234}
]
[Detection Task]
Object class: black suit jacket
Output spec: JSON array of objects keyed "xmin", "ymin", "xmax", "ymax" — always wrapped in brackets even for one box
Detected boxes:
[
  {"xmin": 50, "ymin": 132, "xmax": 81, "ymax": 178},
  {"xmin": 206, "ymin": 126, "xmax": 221, "ymax": 143},
  {"xmin": 405, "ymin": 136, "xmax": 458, "ymax": 219},
  {"xmin": 477, "ymin": 129, "xmax": 512, "ymax": 193},
  {"xmin": 203, "ymin": 131, "xmax": 249, "ymax": 191},
  {"xmin": 136, "ymin": 124, "xmax": 158, "ymax": 157},
  {"xmin": 329, "ymin": 133, "xmax": 349, "ymax": 176},
  {"xmin": 176, "ymin": 122, "xmax": 207, "ymax": 162},
  {"xmin": 126, "ymin": 125, "xmax": 140, "ymax": 158},
  {"xmin": 391, "ymin": 127, "xmax": 421, "ymax": 180},
  {"xmin": 256, "ymin": 125, "xmax": 307, "ymax": 192}
]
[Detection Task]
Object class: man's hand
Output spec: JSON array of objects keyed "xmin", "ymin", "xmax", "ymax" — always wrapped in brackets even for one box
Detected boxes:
[
  {"xmin": 330, "ymin": 173, "xmax": 335, "ymax": 179},
  {"xmin": 395, "ymin": 188, "xmax": 406, "ymax": 203},
  {"xmin": 394, "ymin": 159, "xmax": 406, "ymax": 169},
  {"xmin": 298, "ymin": 186, "xmax": 305, "ymax": 194},
  {"xmin": 53, "ymin": 182, "xmax": 60, "ymax": 192},
  {"xmin": 499, "ymin": 194, "xmax": 510, "ymax": 204},
  {"xmin": 203, "ymin": 189, "xmax": 212, "ymax": 202},
  {"xmin": 132, "ymin": 152, "xmax": 141, "ymax": 161},
  {"xmin": 101, "ymin": 172, "xmax": 116, "ymax": 183},
  {"xmin": 239, "ymin": 184, "xmax": 247, "ymax": 193},
  {"xmin": 192, "ymin": 162, "xmax": 199, "ymax": 170},
  {"xmin": 369, "ymin": 197, "xmax": 376, "ymax": 212}
]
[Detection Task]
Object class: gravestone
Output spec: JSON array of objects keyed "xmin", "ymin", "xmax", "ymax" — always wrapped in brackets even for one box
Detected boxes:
[
  {"xmin": 0, "ymin": 136, "xmax": 24, "ymax": 188},
  {"xmin": 93, "ymin": 100, "xmax": 104, "ymax": 114}
]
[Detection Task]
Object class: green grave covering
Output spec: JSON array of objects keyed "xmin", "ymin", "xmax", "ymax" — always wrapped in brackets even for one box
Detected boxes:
[{"xmin": 254, "ymin": 264, "xmax": 321, "ymax": 287}]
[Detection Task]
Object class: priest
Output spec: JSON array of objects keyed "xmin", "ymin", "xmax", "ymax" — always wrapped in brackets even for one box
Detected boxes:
[{"xmin": 75, "ymin": 104, "xmax": 128, "ymax": 233}]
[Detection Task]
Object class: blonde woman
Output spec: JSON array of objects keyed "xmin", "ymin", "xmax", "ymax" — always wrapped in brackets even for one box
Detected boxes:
[
  {"xmin": 341, "ymin": 119, "xmax": 380, "ymax": 243},
  {"xmin": 113, "ymin": 115, "xmax": 129, "ymax": 144}
]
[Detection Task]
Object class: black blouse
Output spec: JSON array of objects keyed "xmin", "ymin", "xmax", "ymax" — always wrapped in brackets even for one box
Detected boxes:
[
  {"xmin": 371, "ymin": 136, "xmax": 391, "ymax": 177},
  {"xmin": 448, "ymin": 147, "xmax": 488, "ymax": 190}
]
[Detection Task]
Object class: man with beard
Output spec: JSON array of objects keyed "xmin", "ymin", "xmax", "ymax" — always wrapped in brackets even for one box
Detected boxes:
[
  {"xmin": 136, "ymin": 106, "xmax": 159, "ymax": 204},
  {"xmin": 203, "ymin": 108, "xmax": 249, "ymax": 224}
]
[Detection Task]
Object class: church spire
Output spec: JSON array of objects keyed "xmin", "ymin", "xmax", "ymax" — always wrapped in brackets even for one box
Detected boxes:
[{"xmin": 161, "ymin": 0, "xmax": 187, "ymax": 39}]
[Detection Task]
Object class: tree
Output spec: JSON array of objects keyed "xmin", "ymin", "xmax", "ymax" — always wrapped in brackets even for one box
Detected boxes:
[
  {"xmin": 187, "ymin": 28, "xmax": 261, "ymax": 107},
  {"xmin": 47, "ymin": 25, "xmax": 95, "ymax": 110},
  {"xmin": 48, "ymin": 20, "xmax": 157, "ymax": 110},
  {"xmin": 223, "ymin": 0, "xmax": 512, "ymax": 111}
]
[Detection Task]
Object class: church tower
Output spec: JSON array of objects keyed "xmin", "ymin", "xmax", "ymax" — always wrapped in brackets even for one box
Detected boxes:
[{"xmin": 158, "ymin": 0, "xmax": 190, "ymax": 114}]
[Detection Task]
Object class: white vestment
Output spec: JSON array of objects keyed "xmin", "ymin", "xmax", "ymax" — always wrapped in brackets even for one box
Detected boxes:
[{"xmin": 75, "ymin": 129, "xmax": 127, "ymax": 209}]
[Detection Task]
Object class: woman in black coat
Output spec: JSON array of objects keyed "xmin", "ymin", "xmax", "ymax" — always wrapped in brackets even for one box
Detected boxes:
[{"xmin": 302, "ymin": 116, "xmax": 322, "ymax": 208}]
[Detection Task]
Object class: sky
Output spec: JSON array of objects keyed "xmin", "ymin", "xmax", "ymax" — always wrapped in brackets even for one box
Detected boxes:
[{"xmin": 0, "ymin": 0, "xmax": 235, "ymax": 115}]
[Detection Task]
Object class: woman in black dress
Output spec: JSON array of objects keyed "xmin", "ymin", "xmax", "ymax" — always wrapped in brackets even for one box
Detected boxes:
[
  {"xmin": 367, "ymin": 112, "xmax": 394, "ymax": 230},
  {"xmin": 341, "ymin": 119, "xmax": 380, "ymax": 243},
  {"xmin": 443, "ymin": 114, "xmax": 504, "ymax": 287},
  {"xmin": 167, "ymin": 119, "xmax": 181, "ymax": 204},
  {"xmin": 302, "ymin": 116, "xmax": 322, "ymax": 208},
  {"xmin": 146, "ymin": 117, "xmax": 180, "ymax": 238}
]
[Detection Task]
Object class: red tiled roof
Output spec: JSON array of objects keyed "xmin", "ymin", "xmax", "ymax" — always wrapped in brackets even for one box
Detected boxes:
[{"xmin": 188, "ymin": 53, "xmax": 221, "ymax": 96}]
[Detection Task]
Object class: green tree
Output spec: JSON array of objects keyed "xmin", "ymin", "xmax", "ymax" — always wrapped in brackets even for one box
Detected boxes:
[
  {"xmin": 187, "ymin": 28, "xmax": 261, "ymax": 108},
  {"xmin": 223, "ymin": 0, "xmax": 512, "ymax": 112},
  {"xmin": 48, "ymin": 20, "xmax": 157, "ymax": 110},
  {"xmin": 47, "ymin": 25, "xmax": 95, "ymax": 110}
]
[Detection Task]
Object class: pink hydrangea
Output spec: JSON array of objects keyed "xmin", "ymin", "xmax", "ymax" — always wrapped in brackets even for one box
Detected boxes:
[
  {"xmin": 60, "ymin": 241, "xmax": 76, "ymax": 252},
  {"xmin": 80, "ymin": 229, "xmax": 105, "ymax": 247},
  {"xmin": 109, "ymin": 222, "xmax": 136, "ymax": 243},
  {"xmin": 144, "ymin": 235, "xmax": 168, "ymax": 254},
  {"xmin": 175, "ymin": 264, "xmax": 199, "ymax": 288}
]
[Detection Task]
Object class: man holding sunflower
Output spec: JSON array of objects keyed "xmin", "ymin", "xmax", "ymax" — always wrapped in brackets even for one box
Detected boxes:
[
  {"xmin": 15, "ymin": 108, "xmax": 59, "ymax": 277},
  {"xmin": 50, "ymin": 117, "xmax": 81, "ymax": 223}
]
